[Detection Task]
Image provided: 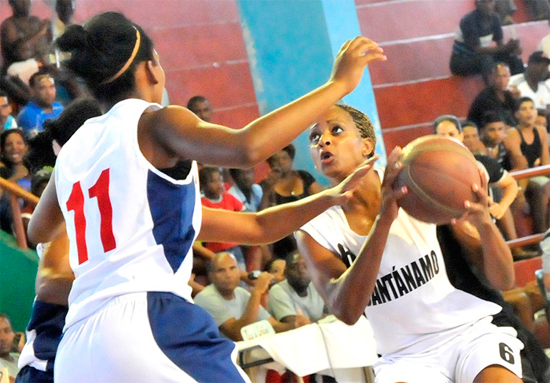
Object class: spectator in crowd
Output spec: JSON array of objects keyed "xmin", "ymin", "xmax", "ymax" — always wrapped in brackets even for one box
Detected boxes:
[
  {"xmin": 194, "ymin": 252, "xmax": 309, "ymax": 341},
  {"xmin": 0, "ymin": 129, "xmax": 31, "ymax": 236},
  {"xmin": 260, "ymin": 144, "xmax": 322, "ymax": 258},
  {"xmin": 536, "ymin": 108, "xmax": 549, "ymax": 132},
  {"xmin": 468, "ymin": 62, "xmax": 518, "ymax": 128},
  {"xmin": 229, "ymin": 167, "xmax": 266, "ymax": 271},
  {"xmin": 495, "ymin": 0, "xmax": 517, "ymax": 24},
  {"xmin": 187, "ymin": 95, "xmax": 213, "ymax": 122},
  {"xmin": 17, "ymin": 71, "xmax": 63, "ymax": 138},
  {"xmin": 52, "ymin": 0, "xmax": 75, "ymax": 40},
  {"xmin": 511, "ymin": 97, "xmax": 550, "ymax": 234},
  {"xmin": 200, "ymin": 166, "xmax": 247, "ymax": 271},
  {"xmin": 229, "ymin": 168, "xmax": 263, "ymax": 212},
  {"xmin": 524, "ymin": 0, "xmax": 550, "ymax": 20},
  {"xmin": 0, "ymin": 314, "xmax": 22, "ymax": 382},
  {"xmin": 450, "ymin": 0, "xmax": 523, "ymax": 83},
  {"xmin": 480, "ymin": 111, "xmax": 528, "ymax": 173},
  {"xmin": 264, "ymin": 258, "xmax": 286, "ymax": 285},
  {"xmin": 0, "ymin": 0, "xmax": 50, "ymax": 85},
  {"xmin": 462, "ymin": 120, "xmax": 491, "ymax": 154},
  {"xmin": 268, "ymin": 252, "xmax": 327, "ymax": 324},
  {"xmin": 0, "ymin": 92, "xmax": 17, "ymax": 133},
  {"xmin": 509, "ymin": 51, "xmax": 550, "ymax": 112}
]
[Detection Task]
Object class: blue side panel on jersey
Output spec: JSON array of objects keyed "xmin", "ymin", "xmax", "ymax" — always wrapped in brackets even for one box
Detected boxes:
[
  {"xmin": 147, "ymin": 171, "xmax": 196, "ymax": 273},
  {"xmin": 147, "ymin": 292, "xmax": 247, "ymax": 382},
  {"xmin": 26, "ymin": 300, "xmax": 68, "ymax": 371}
]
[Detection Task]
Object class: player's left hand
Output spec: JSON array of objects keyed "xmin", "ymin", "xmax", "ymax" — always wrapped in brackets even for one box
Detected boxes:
[{"xmin": 452, "ymin": 169, "xmax": 492, "ymax": 228}]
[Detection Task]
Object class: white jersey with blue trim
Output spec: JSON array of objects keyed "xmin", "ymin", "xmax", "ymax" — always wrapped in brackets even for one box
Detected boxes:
[
  {"xmin": 299, "ymin": 167, "xmax": 502, "ymax": 356},
  {"xmin": 55, "ymin": 99, "xmax": 201, "ymax": 329}
]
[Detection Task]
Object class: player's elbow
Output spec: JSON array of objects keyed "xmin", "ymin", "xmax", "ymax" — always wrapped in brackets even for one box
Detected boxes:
[{"xmin": 330, "ymin": 303, "xmax": 362, "ymax": 325}]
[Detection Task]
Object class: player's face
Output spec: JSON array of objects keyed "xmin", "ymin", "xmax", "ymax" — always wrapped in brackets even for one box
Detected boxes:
[
  {"xmin": 482, "ymin": 122, "xmax": 506, "ymax": 145},
  {"xmin": 3, "ymin": 131, "xmax": 27, "ymax": 165},
  {"xmin": 515, "ymin": 101, "xmax": 537, "ymax": 126},
  {"xmin": 309, "ymin": 106, "xmax": 368, "ymax": 182},
  {"xmin": 211, "ymin": 254, "xmax": 241, "ymax": 293},
  {"xmin": 151, "ymin": 50, "xmax": 166, "ymax": 104},
  {"xmin": 435, "ymin": 120, "xmax": 464, "ymax": 141},
  {"xmin": 0, "ymin": 318, "xmax": 14, "ymax": 357}
]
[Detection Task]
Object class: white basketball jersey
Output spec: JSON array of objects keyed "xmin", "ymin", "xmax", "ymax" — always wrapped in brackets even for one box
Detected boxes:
[
  {"xmin": 299, "ymin": 170, "xmax": 501, "ymax": 355},
  {"xmin": 55, "ymin": 99, "xmax": 201, "ymax": 329}
]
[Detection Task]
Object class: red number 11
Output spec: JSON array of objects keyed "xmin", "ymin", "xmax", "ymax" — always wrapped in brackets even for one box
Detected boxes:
[{"xmin": 66, "ymin": 168, "xmax": 117, "ymax": 264}]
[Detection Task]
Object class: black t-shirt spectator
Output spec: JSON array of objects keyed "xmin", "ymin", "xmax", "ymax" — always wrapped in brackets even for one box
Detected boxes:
[
  {"xmin": 453, "ymin": 10, "xmax": 503, "ymax": 56},
  {"xmin": 468, "ymin": 87, "xmax": 517, "ymax": 128}
]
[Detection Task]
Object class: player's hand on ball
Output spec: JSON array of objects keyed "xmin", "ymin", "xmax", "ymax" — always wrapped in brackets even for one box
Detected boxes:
[
  {"xmin": 380, "ymin": 147, "xmax": 407, "ymax": 222},
  {"xmin": 452, "ymin": 170, "xmax": 492, "ymax": 227}
]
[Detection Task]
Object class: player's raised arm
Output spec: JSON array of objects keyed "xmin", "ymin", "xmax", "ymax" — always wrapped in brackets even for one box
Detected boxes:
[{"xmin": 149, "ymin": 37, "xmax": 386, "ymax": 168}]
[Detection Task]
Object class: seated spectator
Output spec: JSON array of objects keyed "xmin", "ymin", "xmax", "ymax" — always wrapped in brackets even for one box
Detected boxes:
[
  {"xmin": 0, "ymin": 0, "xmax": 50, "ymax": 85},
  {"xmin": 536, "ymin": 109, "xmax": 548, "ymax": 133},
  {"xmin": 468, "ymin": 62, "xmax": 518, "ymax": 128},
  {"xmin": 260, "ymin": 144, "xmax": 322, "ymax": 258},
  {"xmin": 264, "ymin": 258, "xmax": 286, "ymax": 285},
  {"xmin": 480, "ymin": 111, "xmax": 528, "ymax": 173},
  {"xmin": 495, "ymin": 0, "xmax": 517, "ymax": 24},
  {"xmin": 450, "ymin": 0, "xmax": 523, "ymax": 83},
  {"xmin": 268, "ymin": 252, "xmax": 327, "ymax": 324},
  {"xmin": 510, "ymin": 97, "xmax": 550, "ymax": 234},
  {"xmin": 509, "ymin": 51, "xmax": 550, "ymax": 112},
  {"xmin": 17, "ymin": 71, "xmax": 63, "ymax": 138},
  {"xmin": 229, "ymin": 168, "xmax": 262, "ymax": 212},
  {"xmin": 194, "ymin": 253, "xmax": 308, "ymax": 341},
  {"xmin": 0, "ymin": 313, "xmax": 22, "ymax": 382},
  {"xmin": 524, "ymin": 0, "xmax": 550, "ymax": 20},
  {"xmin": 187, "ymin": 95, "xmax": 213, "ymax": 122},
  {"xmin": 200, "ymin": 167, "xmax": 247, "ymax": 271},
  {"xmin": 0, "ymin": 93, "xmax": 17, "ymax": 133}
]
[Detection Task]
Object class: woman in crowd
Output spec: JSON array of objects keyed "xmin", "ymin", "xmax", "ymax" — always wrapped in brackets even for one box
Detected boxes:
[{"xmin": 28, "ymin": 11, "xmax": 385, "ymax": 383}]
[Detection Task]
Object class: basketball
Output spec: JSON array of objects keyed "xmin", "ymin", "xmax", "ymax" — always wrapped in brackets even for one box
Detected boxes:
[{"xmin": 394, "ymin": 135, "xmax": 481, "ymax": 224}]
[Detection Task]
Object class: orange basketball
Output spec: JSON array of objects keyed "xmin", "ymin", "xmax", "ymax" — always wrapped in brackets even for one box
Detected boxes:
[{"xmin": 394, "ymin": 135, "xmax": 481, "ymax": 224}]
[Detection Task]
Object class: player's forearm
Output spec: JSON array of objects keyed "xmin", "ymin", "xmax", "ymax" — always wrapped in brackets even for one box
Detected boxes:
[
  {"xmin": 234, "ymin": 81, "xmax": 349, "ymax": 166},
  {"xmin": 325, "ymin": 215, "xmax": 392, "ymax": 324},
  {"xmin": 477, "ymin": 220, "xmax": 515, "ymax": 290}
]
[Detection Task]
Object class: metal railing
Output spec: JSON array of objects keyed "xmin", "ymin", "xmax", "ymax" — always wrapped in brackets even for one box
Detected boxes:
[{"xmin": 0, "ymin": 177, "xmax": 39, "ymax": 249}]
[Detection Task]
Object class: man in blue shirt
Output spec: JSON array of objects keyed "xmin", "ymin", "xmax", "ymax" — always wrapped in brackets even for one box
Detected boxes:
[{"xmin": 17, "ymin": 71, "xmax": 64, "ymax": 138}]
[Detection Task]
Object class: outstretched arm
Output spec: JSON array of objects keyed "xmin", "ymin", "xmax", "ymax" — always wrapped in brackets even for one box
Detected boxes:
[
  {"xmin": 28, "ymin": 172, "xmax": 65, "ymax": 245},
  {"xmin": 150, "ymin": 37, "xmax": 386, "ymax": 168},
  {"xmin": 198, "ymin": 157, "xmax": 376, "ymax": 244}
]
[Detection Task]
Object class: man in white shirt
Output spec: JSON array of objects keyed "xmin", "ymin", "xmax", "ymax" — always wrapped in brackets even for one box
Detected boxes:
[{"xmin": 509, "ymin": 51, "xmax": 550, "ymax": 113}]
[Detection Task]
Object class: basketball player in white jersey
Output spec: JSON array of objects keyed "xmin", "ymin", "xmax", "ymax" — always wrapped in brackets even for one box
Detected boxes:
[
  {"xmin": 26, "ymin": 12, "xmax": 386, "ymax": 383},
  {"xmin": 295, "ymin": 104, "xmax": 524, "ymax": 383}
]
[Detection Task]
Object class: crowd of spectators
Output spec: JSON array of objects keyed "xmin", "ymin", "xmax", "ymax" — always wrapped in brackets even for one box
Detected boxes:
[{"xmin": 1, "ymin": 1, "xmax": 550, "ymax": 382}]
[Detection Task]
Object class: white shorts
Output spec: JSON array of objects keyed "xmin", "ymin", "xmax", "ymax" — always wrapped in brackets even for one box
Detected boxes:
[
  {"xmin": 374, "ymin": 317, "xmax": 523, "ymax": 383},
  {"xmin": 55, "ymin": 292, "xmax": 250, "ymax": 383}
]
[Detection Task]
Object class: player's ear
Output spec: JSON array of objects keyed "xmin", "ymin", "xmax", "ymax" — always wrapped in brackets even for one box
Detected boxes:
[{"xmin": 362, "ymin": 138, "xmax": 375, "ymax": 157}]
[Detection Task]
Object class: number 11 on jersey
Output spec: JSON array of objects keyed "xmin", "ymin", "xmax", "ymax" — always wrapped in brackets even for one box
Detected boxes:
[{"xmin": 66, "ymin": 168, "xmax": 117, "ymax": 264}]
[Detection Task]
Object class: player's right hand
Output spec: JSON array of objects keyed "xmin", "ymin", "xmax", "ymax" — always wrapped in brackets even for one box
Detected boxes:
[{"xmin": 329, "ymin": 36, "xmax": 386, "ymax": 95}]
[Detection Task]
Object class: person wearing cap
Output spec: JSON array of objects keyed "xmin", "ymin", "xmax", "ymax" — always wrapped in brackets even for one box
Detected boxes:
[{"xmin": 509, "ymin": 51, "xmax": 550, "ymax": 112}]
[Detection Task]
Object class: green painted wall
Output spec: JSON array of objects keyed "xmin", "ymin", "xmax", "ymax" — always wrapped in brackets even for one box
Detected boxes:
[{"xmin": 0, "ymin": 231, "xmax": 38, "ymax": 331}]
